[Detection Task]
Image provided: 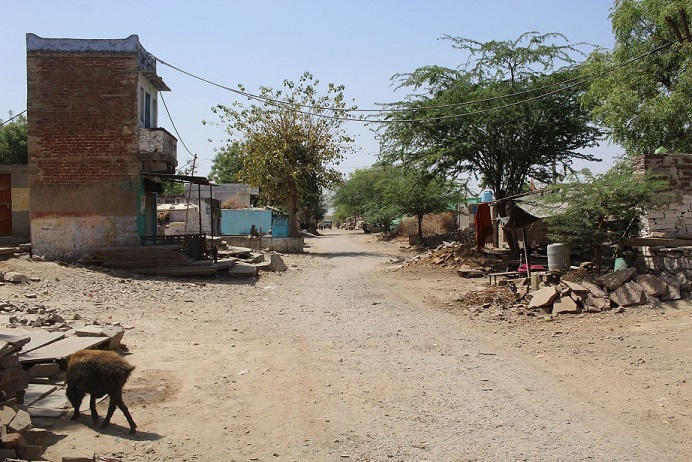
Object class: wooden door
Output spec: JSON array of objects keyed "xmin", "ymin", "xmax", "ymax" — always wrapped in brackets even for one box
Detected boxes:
[{"xmin": 0, "ymin": 174, "xmax": 12, "ymax": 235}]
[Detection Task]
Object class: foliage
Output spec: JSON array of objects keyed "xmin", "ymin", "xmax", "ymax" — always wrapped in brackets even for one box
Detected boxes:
[
  {"xmin": 208, "ymin": 72, "xmax": 355, "ymax": 236},
  {"xmin": 544, "ymin": 160, "xmax": 669, "ymax": 267},
  {"xmin": 209, "ymin": 142, "xmax": 245, "ymax": 184},
  {"xmin": 582, "ymin": 0, "xmax": 692, "ymax": 155},
  {"xmin": 378, "ymin": 32, "xmax": 602, "ymax": 200},
  {"xmin": 0, "ymin": 112, "xmax": 28, "ymax": 165},
  {"xmin": 161, "ymin": 180, "xmax": 185, "ymax": 197},
  {"xmin": 333, "ymin": 165, "xmax": 461, "ymax": 236}
]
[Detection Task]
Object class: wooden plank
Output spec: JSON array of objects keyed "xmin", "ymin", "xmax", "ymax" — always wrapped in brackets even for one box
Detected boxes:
[
  {"xmin": 626, "ymin": 237, "xmax": 692, "ymax": 247},
  {"xmin": 19, "ymin": 331, "xmax": 65, "ymax": 355},
  {"xmin": 19, "ymin": 337, "xmax": 109, "ymax": 364}
]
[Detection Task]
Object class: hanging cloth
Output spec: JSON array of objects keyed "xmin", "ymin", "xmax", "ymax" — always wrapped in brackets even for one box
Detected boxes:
[{"xmin": 474, "ymin": 202, "xmax": 493, "ymax": 251}]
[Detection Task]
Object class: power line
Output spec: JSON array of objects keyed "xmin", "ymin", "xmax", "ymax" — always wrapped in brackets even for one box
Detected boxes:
[
  {"xmin": 153, "ymin": 40, "xmax": 672, "ymax": 124},
  {"xmin": 0, "ymin": 110, "xmax": 27, "ymax": 126},
  {"xmin": 158, "ymin": 92, "xmax": 197, "ymax": 168}
]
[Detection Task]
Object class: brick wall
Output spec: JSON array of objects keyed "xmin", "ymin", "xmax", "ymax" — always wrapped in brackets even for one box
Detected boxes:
[
  {"xmin": 27, "ymin": 47, "xmax": 143, "ymax": 258},
  {"xmin": 634, "ymin": 153, "xmax": 692, "ymax": 236}
]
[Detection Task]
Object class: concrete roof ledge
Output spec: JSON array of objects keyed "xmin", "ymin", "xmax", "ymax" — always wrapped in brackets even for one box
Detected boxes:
[{"xmin": 26, "ymin": 33, "xmax": 140, "ymax": 52}]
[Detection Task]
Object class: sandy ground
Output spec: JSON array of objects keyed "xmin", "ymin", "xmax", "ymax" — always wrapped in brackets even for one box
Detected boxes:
[{"xmin": 1, "ymin": 229, "xmax": 691, "ymax": 461}]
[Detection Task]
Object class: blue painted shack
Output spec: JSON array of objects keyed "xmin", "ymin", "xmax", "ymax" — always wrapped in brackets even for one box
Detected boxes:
[{"xmin": 220, "ymin": 207, "xmax": 289, "ymax": 238}]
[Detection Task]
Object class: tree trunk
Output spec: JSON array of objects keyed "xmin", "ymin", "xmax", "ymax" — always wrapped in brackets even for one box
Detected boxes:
[
  {"xmin": 417, "ymin": 212, "xmax": 424, "ymax": 240},
  {"xmin": 287, "ymin": 193, "xmax": 301, "ymax": 237}
]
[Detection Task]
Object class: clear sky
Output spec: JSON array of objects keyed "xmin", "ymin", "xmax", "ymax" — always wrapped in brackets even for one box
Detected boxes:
[{"xmin": 2, "ymin": 1, "xmax": 622, "ymax": 187}]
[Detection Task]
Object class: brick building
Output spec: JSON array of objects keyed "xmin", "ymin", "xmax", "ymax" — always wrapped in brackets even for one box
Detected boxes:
[{"xmin": 26, "ymin": 33, "xmax": 177, "ymax": 260}]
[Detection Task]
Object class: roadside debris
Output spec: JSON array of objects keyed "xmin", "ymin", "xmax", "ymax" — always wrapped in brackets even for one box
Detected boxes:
[{"xmin": 456, "ymin": 267, "xmax": 689, "ymax": 319}]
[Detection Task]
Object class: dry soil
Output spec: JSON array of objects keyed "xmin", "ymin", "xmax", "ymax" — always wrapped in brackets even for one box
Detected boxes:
[{"xmin": 1, "ymin": 229, "xmax": 691, "ymax": 461}]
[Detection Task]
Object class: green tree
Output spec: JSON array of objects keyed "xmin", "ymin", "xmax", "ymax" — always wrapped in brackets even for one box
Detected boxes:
[
  {"xmin": 209, "ymin": 141, "xmax": 245, "ymax": 184},
  {"xmin": 0, "ymin": 112, "xmax": 28, "ymax": 165},
  {"xmin": 582, "ymin": 0, "xmax": 692, "ymax": 155},
  {"xmin": 333, "ymin": 165, "xmax": 460, "ymax": 236},
  {"xmin": 379, "ymin": 32, "xmax": 602, "ymax": 199},
  {"xmin": 333, "ymin": 166, "xmax": 398, "ymax": 229},
  {"xmin": 209, "ymin": 72, "xmax": 355, "ymax": 236},
  {"xmin": 544, "ymin": 160, "xmax": 668, "ymax": 268},
  {"xmin": 385, "ymin": 169, "xmax": 461, "ymax": 239}
]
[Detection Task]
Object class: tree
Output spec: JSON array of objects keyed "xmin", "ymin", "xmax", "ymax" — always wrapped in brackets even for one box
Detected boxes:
[
  {"xmin": 385, "ymin": 169, "xmax": 461, "ymax": 239},
  {"xmin": 333, "ymin": 165, "xmax": 460, "ymax": 236},
  {"xmin": 208, "ymin": 72, "xmax": 355, "ymax": 237},
  {"xmin": 0, "ymin": 112, "xmax": 28, "ymax": 165},
  {"xmin": 378, "ymin": 32, "xmax": 602, "ymax": 199},
  {"xmin": 209, "ymin": 142, "xmax": 245, "ymax": 184},
  {"xmin": 544, "ymin": 160, "xmax": 668, "ymax": 268},
  {"xmin": 582, "ymin": 0, "xmax": 692, "ymax": 155}
]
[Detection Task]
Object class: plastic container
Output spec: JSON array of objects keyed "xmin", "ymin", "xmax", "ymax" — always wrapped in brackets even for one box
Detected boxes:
[
  {"xmin": 614, "ymin": 257, "xmax": 628, "ymax": 271},
  {"xmin": 480, "ymin": 189, "xmax": 494, "ymax": 202},
  {"xmin": 547, "ymin": 243, "xmax": 570, "ymax": 271}
]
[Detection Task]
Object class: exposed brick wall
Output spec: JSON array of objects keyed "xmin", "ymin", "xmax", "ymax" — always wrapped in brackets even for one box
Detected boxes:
[
  {"xmin": 634, "ymin": 153, "xmax": 692, "ymax": 236},
  {"xmin": 27, "ymin": 52, "xmax": 141, "ymax": 188}
]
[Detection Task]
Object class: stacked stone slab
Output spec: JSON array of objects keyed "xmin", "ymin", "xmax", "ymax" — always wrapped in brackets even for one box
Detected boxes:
[
  {"xmin": 0, "ymin": 334, "xmax": 45, "ymax": 460},
  {"xmin": 524, "ymin": 268, "xmax": 686, "ymax": 315}
]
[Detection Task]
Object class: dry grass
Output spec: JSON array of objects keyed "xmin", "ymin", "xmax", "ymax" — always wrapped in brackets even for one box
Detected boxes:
[{"xmin": 393, "ymin": 212, "xmax": 456, "ymax": 238}]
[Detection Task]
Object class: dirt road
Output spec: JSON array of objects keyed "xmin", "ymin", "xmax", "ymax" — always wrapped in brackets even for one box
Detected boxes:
[{"xmin": 4, "ymin": 230, "xmax": 690, "ymax": 461}]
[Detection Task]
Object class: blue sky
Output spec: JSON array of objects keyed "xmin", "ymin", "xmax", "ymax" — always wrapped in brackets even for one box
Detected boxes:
[{"xmin": 2, "ymin": 1, "xmax": 621, "ymax": 187}]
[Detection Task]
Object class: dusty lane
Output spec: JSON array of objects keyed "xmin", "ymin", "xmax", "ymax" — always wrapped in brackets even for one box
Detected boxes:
[{"xmin": 27, "ymin": 229, "xmax": 677, "ymax": 461}]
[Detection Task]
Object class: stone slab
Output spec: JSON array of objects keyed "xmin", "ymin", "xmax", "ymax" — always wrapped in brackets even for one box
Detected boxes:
[
  {"xmin": 610, "ymin": 281, "xmax": 647, "ymax": 307},
  {"xmin": 528, "ymin": 286, "xmax": 558, "ymax": 309}
]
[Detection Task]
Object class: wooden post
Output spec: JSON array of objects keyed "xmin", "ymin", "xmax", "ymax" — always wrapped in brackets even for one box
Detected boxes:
[{"xmin": 522, "ymin": 227, "xmax": 531, "ymax": 277}]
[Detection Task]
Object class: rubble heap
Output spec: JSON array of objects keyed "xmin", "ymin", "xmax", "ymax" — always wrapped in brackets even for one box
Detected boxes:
[
  {"xmin": 405, "ymin": 241, "xmax": 509, "ymax": 272},
  {"xmin": 459, "ymin": 267, "xmax": 689, "ymax": 317}
]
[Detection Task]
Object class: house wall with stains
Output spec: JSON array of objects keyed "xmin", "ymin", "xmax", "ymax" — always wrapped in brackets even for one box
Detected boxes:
[{"xmin": 26, "ymin": 34, "xmax": 146, "ymax": 259}]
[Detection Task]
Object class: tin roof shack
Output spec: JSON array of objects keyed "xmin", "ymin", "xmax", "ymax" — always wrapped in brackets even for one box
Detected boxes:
[
  {"xmin": 26, "ymin": 34, "xmax": 176, "ymax": 260},
  {"xmin": 630, "ymin": 153, "xmax": 692, "ymax": 274},
  {"xmin": 221, "ymin": 207, "xmax": 289, "ymax": 238},
  {"xmin": 0, "ymin": 165, "xmax": 30, "ymax": 246}
]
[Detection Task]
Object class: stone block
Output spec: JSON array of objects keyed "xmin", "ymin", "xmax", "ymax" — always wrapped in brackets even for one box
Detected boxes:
[
  {"xmin": 562, "ymin": 280, "xmax": 589, "ymax": 294},
  {"xmin": 610, "ymin": 281, "xmax": 647, "ymax": 307},
  {"xmin": 28, "ymin": 363, "xmax": 60, "ymax": 378},
  {"xmin": 0, "ymin": 368, "xmax": 20, "ymax": 387},
  {"xmin": 8, "ymin": 409, "xmax": 32, "ymax": 433},
  {"xmin": 635, "ymin": 274, "xmax": 667, "ymax": 296},
  {"xmin": 16, "ymin": 444, "xmax": 43, "ymax": 460},
  {"xmin": 102, "ymin": 326, "xmax": 125, "ymax": 350},
  {"xmin": 21, "ymin": 428, "xmax": 48, "ymax": 448},
  {"xmin": 1, "ymin": 432, "xmax": 26, "ymax": 449},
  {"xmin": 597, "ymin": 267, "xmax": 637, "ymax": 291},
  {"xmin": 269, "ymin": 253, "xmax": 288, "ymax": 272},
  {"xmin": 0, "ymin": 354, "xmax": 19, "ymax": 370},
  {"xmin": 528, "ymin": 286, "xmax": 558, "ymax": 309},
  {"xmin": 552, "ymin": 296, "xmax": 581, "ymax": 315},
  {"xmin": 229, "ymin": 263, "xmax": 258, "ymax": 278},
  {"xmin": 580, "ymin": 277, "xmax": 608, "ymax": 298},
  {"xmin": 661, "ymin": 274, "xmax": 682, "ymax": 300}
]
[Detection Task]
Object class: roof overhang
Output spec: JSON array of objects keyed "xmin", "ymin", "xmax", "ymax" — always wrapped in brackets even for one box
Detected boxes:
[{"xmin": 142, "ymin": 172, "xmax": 215, "ymax": 186}]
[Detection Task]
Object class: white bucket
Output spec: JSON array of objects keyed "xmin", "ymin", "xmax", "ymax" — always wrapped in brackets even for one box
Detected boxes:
[{"xmin": 547, "ymin": 243, "xmax": 570, "ymax": 271}]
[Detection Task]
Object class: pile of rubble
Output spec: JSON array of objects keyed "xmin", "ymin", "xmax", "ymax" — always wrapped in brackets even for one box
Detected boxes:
[
  {"xmin": 459, "ymin": 266, "xmax": 689, "ymax": 317},
  {"xmin": 0, "ymin": 270, "xmax": 130, "ymax": 462},
  {"xmin": 404, "ymin": 240, "xmax": 508, "ymax": 272}
]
